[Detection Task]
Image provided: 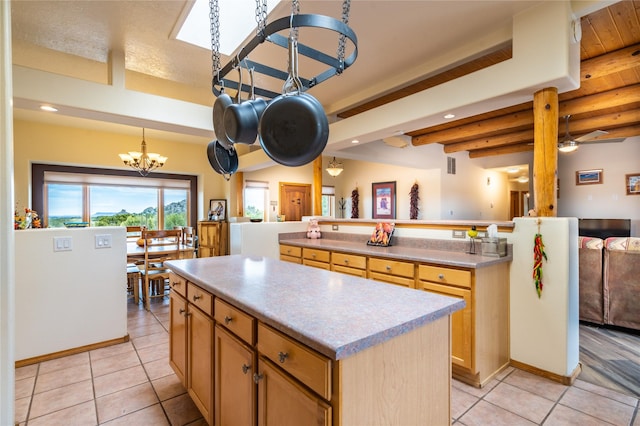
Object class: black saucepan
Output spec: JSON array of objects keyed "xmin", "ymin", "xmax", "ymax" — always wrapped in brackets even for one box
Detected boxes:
[
  {"xmin": 258, "ymin": 37, "xmax": 329, "ymax": 167},
  {"xmin": 207, "ymin": 140, "xmax": 238, "ymax": 181},
  {"xmin": 212, "ymin": 68, "xmax": 242, "ymax": 150},
  {"xmin": 224, "ymin": 68, "xmax": 267, "ymax": 145}
]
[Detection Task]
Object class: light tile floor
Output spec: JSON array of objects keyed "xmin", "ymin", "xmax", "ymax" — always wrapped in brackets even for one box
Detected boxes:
[{"xmin": 15, "ymin": 297, "xmax": 640, "ymax": 425}]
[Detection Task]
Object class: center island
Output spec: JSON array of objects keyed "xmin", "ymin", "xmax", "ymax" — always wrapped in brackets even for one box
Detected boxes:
[{"xmin": 166, "ymin": 254, "xmax": 465, "ymax": 426}]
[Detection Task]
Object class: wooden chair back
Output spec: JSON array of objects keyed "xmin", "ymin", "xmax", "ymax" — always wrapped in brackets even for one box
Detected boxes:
[
  {"xmin": 140, "ymin": 229, "xmax": 182, "ymax": 309},
  {"xmin": 126, "ymin": 225, "xmax": 146, "ymax": 241}
]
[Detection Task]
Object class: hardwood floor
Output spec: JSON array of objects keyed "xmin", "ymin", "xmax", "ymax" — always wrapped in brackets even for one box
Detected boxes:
[{"xmin": 579, "ymin": 322, "xmax": 640, "ymax": 398}]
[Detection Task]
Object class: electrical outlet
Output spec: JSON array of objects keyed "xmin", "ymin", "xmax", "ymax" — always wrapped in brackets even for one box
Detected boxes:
[
  {"xmin": 95, "ymin": 234, "xmax": 112, "ymax": 249},
  {"xmin": 452, "ymin": 230, "xmax": 466, "ymax": 239}
]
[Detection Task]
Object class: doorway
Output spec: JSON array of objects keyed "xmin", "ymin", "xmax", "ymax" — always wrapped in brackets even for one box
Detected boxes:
[{"xmin": 279, "ymin": 183, "xmax": 311, "ymax": 221}]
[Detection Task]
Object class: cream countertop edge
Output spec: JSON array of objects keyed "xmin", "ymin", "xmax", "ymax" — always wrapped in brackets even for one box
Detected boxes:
[{"xmin": 166, "ymin": 255, "xmax": 465, "ymax": 361}]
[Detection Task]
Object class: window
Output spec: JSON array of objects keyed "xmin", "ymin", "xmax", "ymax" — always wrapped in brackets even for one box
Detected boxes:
[
  {"xmin": 244, "ymin": 180, "xmax": 269, "ymax": 221},
  {"xmin": 33, "ymin": 164, "xmax": 197, "ymax": 229},
  {"xmin": 321, "ymin": 186, "xmax": 335, "ymax": 217}
]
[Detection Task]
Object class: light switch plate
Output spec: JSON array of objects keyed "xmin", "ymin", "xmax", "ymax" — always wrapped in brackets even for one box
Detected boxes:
[
  {"xmin": 452, "ymin": 230, "xmax": 466, "ymax": 239},
  {"xmin": 53, "ymin": 236, "xmax": 73, "ymax": 252},
  {"xmin": 95, "ymin": 234, "xmax": 112, "ymax": 249}
]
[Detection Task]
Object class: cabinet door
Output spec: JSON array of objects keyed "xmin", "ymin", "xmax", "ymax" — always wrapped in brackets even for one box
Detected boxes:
[
  {"xmin": 215, "ymin": 325, "xmax": 256, "ymax": 426},
  {"xmin": 421, "ymin": 282, "xmax": 473, "ymax": 371},
  {"xmin": 169, "ymin": 292, "xmax": 187, "ymax": 386},
  {"xmin": 188, "ymin": 305, "xmax": 214, "ymax": 425},
  {"xmin": 257, "ymin": 358, "xmax": 331, "ymax": 426}
]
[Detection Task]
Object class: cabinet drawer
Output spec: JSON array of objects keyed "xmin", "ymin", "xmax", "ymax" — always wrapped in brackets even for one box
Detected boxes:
[
  {"xmin": 257, "ymin": 323, "xmax": 331, "ymax": 400},
  {"xmin": 187, "ymin": 283, "xmax": 213, "ymax": 316},
  {"xmin": 214, "ymin": 299, "xmax": 255, "ymax": 345},
  {"xmin": 280, "ymin": 245, "xmax": 301, "ymax": 258},
  {"xmin": 302, "ymin": 248, "xmax": 330, "ymax": 263},
  {"xmin": 331, "ymin": 252, "xmax": 366, "ymax": 270},
  {"xmin": 369, "ymin": 271, "xmax": 415, "ymax": 288},
  {"xmin": 303, "ymin": 259, "xmax": 331, "ymax": 270},
  {"xmin": 280, "ymin": 255, "xmax": 302, "ymax": 264},
  {"xmin": 332, "ymin": 264, "xmax": 367, "ymax": 278},
  {"xmin": 368, "ymin": 257, "xmax": 415, "ymax": 278},
  {"xmin": 418, "ymin": 265, "xmax": 471, "ymax": 288},
  {"xmin": 169, "ymin": 272, "xmax": 187, "ymax": 298}
]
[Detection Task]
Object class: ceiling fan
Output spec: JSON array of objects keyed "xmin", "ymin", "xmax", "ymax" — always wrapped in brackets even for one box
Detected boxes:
[{"xmin": 557, "ymin": 115, "xmax": 626, "ymax": 153}]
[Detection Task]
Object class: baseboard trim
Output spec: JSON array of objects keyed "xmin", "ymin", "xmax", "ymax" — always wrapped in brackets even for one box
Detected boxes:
[
  {"xmin": 510, "ymin": 359, "xmax": 582, "ymax": 386},
  {"xmin": 15, "ymin": 335, "xmax": 130, "ymax": 368}
]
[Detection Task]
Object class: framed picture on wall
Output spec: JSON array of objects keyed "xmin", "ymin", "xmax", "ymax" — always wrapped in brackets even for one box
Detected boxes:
[
  {"xmin": 372, "ymin": 181, "xmax": 396, "ymax": 219},
  {"xmin": 625, "ymin": 173, "xmax": 640, "ymax": 195},
  {"xmin": 209, "ymin": 199, "xmax": 226, "ymax": 220},
  {"xmin": 576, "ymin": 169, "xmax": 603, "ymax": 185}
]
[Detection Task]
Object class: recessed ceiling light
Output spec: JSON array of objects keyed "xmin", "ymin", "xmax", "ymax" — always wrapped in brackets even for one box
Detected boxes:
[
  {"xmin": 40, "ymin": 105, "xmax": 58, "ymax": 112},
  {"xmin": 444, "ymin": 113, "xmax": 455, "ymax": 119},
  {"xmin": 351, "ymin": 139, "xmax": 359, "ymax": 144}
]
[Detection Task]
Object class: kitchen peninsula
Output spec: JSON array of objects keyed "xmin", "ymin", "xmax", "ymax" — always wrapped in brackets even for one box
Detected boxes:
[{"xmin": 166, "ymin": 255, "xmax": 464, "ymax": 426}]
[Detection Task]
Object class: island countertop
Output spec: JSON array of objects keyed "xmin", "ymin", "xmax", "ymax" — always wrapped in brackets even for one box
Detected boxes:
[{"xmin": 166, "ymin": 255, "xmax": 464, "ymax": 360}]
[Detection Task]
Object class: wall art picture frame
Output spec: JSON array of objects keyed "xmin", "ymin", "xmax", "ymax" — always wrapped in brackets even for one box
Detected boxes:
[
  {"xmin": 209, "ymin": 199, "xmax": 227, "ymax": 220},
  {"xmin": 372, "ymin": 181, "xmax": 396, "ymax": 219},
  {"xmin": 576, "ymin": 169, "xmax": 603, "ymax": 185},
  {"xmin": 625, "ymin": 173, "xmax": 640, "ymax": 195}
]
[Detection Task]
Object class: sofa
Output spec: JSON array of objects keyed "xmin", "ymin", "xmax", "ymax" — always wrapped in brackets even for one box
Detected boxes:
[
  {"xmin": 603, "ymin": 237, "xmax": 640, "ymax": 330},
  {"xmin": 578, "ymin": 236, "xmax": 604, "ymax": 324}
]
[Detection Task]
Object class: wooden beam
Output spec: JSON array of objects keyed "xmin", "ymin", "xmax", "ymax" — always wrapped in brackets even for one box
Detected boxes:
[
  {"xmin": 313, "ymin": 156, "xmax": 322, "ymax": 216},
  {"xmin": 468, "ymin": 143, "xmax": 533, "ymax": 158},
  {"xmin": 580, "ymin": 43, "xmax": 640, "ymax": 82},
  {"xmin": 234, "ymin": 171, "xmax": 244, "ymax": 217},
  {"xmin": 412, "ymin": 85, "xmax": 640, "ymax": 146},
  {"xmin": 444, "ymin": 129, "xmax": 533, "ymax": 153},
  {"xmin": 532, "ymin": 88, "xmax": 558, "ymax": 217}
]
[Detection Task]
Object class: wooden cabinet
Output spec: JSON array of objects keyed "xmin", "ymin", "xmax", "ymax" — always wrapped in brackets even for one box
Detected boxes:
[
  {"xmin": 368, "ymin": 257, "xmax": 416, "ymax": 288},
  {"xmin": 198, "ymin": 221, "xmax": 228, "ymax": 257},
  {"xmin": 418, "ymin": 263, "xmax": 509, "ymax": 387},
  {"xmin": 214, "ymin": 325, "xmax": 256, "ymax": 426},
  {"xmin": 169, "ymin": 279, "xmax": 214, "ymax": 424},
  {"xmin": 279, "ymin": 244, "xmax": 301, "ymax": 264},
  {"xmin": 302, "ymin": 248, "xmax": 331, "ymax": 270},
  {"xmin": 331, "ymin": 252, "xmax": 367, "ymax": 277}
]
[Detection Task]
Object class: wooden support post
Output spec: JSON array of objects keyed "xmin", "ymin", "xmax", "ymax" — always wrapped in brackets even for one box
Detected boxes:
[
  {"xmin": 233, "ymin": 171, "xmax": 244, "ymax": 217},
  {"xmin": 313, "ymin": 156, "xmax": 322, "ymax": 216},
  {"xmin": 532, "ymin": 87, "xmax": 559, "ymax": 217}
]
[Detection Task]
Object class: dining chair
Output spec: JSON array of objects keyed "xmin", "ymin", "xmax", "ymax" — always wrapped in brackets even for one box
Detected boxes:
[
  {"xmin": 182, "ymin": 226, "xmax": 197, "ymax": 258},
  {"xmin": 125, "ymin": 226, "xmax": 146, "ymax": 303},
  {"xmin": 139, "ymin": 229, "xmax": 182, "ymax": 310}
]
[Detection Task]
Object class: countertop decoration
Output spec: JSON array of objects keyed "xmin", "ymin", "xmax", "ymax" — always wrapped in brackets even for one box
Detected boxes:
[
  {"xmin": 533, "ymin": 219, "xmax": 547, "ymax": 298},
  {"xmin": 367, "ymin": 222, "xmax": 395, "ymax": 246},
  {"xmin": 14, "ymin": 207, "xmax": 41, "ymax": 229},
  {"xmin": 409, "ymin": 182, "xmax": 419, "ymax": 220},
  {"xmin": 351, "ymin": 187, "xmax": 359, "ymax": 218},
  {"xmin": 467, "ymin": 226, "xmax": 478, "ymax": 254}
]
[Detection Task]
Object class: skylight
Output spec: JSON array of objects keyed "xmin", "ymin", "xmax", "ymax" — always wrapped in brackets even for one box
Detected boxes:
[{"xmin": 177, "ymin": 0, "xmax": 279, "ymax": 56}]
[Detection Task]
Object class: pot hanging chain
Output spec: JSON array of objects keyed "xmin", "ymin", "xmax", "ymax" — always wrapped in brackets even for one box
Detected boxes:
[
  {"xmin": 336, "ymin": 0, "xmax": 351, "ymax": 74},
  {"xmin": 209, "ymin": 0, "xmax": 221, "ymax": 91},
  {"xmin": 255, "ymin": 0, "xmax": 268, "ymax": 38}
]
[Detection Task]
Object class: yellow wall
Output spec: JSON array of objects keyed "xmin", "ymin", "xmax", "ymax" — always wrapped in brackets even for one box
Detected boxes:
[{"xmin": 13, "ymin": 120, "xmax": 226, "ymax": 220}]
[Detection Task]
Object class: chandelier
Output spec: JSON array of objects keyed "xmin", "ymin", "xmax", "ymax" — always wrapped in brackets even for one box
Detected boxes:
[
  {"xmin": 326, "ymin": 157, "xmax": 344, "ymax": 177},
  {"xmin": 119, "ymin": 129, "xmax": 167, "ymax": 176}
]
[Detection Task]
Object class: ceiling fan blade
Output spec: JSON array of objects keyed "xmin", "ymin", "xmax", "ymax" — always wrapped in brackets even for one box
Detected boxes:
[
  {"xmin": 574, "ymin": 130, "xmax": 608, "ymax": 142},
  {"xmin": 578, "ymin": 137, "xmax": 626, "ymax": 144}
]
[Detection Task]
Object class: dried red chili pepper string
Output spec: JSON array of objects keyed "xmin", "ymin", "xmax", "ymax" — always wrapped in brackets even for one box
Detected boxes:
[{"xmin": 532, "ymin": 219, "xmax": 547, "ymax": 298}]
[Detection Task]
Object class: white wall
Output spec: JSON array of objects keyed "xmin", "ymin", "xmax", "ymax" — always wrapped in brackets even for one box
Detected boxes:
[
  {"xmin": 557, "ymin": 136, "xmax": 640, "ymax": 235},
  {"xmin": 15, "ymin": 227, "xmax": 127, "ymax": 361}
]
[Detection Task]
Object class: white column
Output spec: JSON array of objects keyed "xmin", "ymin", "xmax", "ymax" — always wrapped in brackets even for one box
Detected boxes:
[{"xmin": 0, "ymin": 0, "xmax": 16, "ymax": 423}]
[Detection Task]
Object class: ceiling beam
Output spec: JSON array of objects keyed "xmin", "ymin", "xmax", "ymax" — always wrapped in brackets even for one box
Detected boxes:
[
  {"xmin": 468, "ymin": 143, "xmax": 533, "ymax": 158},
  {"xmin": 580, "ymin": 43, "xmax": 640, "ymax": 82}
]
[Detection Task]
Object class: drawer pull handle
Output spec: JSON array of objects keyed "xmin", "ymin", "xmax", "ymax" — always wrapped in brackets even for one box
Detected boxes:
[
  {"xmin": 193, "ymin": 294, "xmax": 202, "ymax": 301},
  {"xmin": 312, "ymin": 253, "xmax": 316, "ymax": 258},
  {"xmin": 224, "ymin": 315, "xmax": 232, "ymax": 325},
  {"xmin": 278, "ymin": 351, "xmax": 289, "ymax": 363},
  {"xmin": 386, "ymin": 265, "xmax": 392, "ymax": 271},
  {"xmin": 287, "ymin": 249, "xmax": 291, "ymax": 254},
  {"xmin": 171, "ymin": 281, "xmax": 181, "ymax": 287},
  {"xmin": 344, "ymin": 259, "xmax": 349, "ymax": 264},
  {"xmin": 253, "ymin": 373, "xmax": 264, "ymax": 384},
  {"xmin": 242, "ymin": 364, "xmax": 251, "ymax": 374},
  {"xmin": 438, "ymin": 274, "xmax": 445, "ymax": 280},
  {"xmin": 179, "ymin": 308, "xmax": 185, "ymax": 315}
]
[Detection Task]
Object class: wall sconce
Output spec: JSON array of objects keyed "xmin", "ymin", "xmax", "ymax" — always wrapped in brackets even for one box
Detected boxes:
[{"xmin": 486, "ymin": 177, "xmax": 491, "ymax": 186}]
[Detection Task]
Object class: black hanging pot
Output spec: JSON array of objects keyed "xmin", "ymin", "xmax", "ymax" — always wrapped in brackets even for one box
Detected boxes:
[
  {"xmin": 212, "ymin": 68, "xmax": 242, "ymax": 150},
  {"xmin": 207, "ymin": 140, "xmax": 238, "ymax": 181},
  {"xmin": 258, "ymin": 37, "xmax": 329, "ymax": 167},
  {"xmin": 224, "ymin": 68, "xmax": 267, "ymax": 145}
]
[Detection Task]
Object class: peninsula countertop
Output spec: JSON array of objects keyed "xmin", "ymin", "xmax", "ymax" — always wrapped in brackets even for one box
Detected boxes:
[
  {"xmin": 166, "ymin": 255, "xmax": 464, "ymax": 360},
  {"xmin": 279, "ymin": 237, "xmax": 512, "ymax": 268}
]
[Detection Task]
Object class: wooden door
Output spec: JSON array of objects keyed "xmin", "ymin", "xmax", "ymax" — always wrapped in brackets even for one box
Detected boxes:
[
  {"xmin": 188, "ymin": 305, "xmax": 214, "ymax": 425},
  {"xmin": 280, "ymin": 183, "xmax": 311, "ymax": 222},
  {"xmin": 215, "ymin": 325, "xmax": 256, "ymax": 426},
  {"xmin": 509, "ymin": 191, "xmax": 522, "ymax": 219},
  {"xmin": 257, "ymin": 358, "xmax": 331, "ymax": 426},
  {"xmin": 169, "ymin": 292, "xmax": 187, "ymax": 386}
]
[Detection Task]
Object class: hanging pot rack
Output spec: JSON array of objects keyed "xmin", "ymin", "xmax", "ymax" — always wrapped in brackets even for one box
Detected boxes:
[{"xmin": 212, "ymin": 13, "xmax": 358, "ymax": 100}]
